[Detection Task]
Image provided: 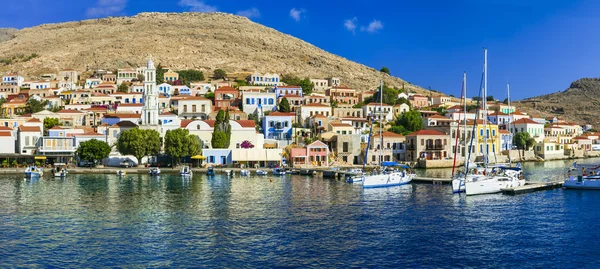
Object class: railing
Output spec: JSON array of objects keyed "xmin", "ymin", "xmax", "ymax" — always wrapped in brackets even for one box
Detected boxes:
[
  {"xmin": 425, "ymin": 145, "xmax": 444, "ymax": 150},
  {"xmin": 39, "ymin": 146, "xmax": 76, "ymax": 152},
  {"xmin": 406, "ymin": 144, "xmax": 416, "ymax": 150}
]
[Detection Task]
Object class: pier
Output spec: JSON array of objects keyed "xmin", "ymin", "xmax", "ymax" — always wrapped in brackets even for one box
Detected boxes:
[{"xmin": 501, "ymin": 181, "xmax": 563, "ymax": 195}]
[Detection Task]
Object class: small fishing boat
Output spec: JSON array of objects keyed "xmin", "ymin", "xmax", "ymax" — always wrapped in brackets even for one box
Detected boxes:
[
  {"xmin": 24, "ymin": 166, "xmax": 43, "ymax": 179},
  {"xmin": 256, "ymin": 170, "xmax": 268, "ymax": 176},
  {"xmin": 148, "ymin": 167, "xmax": 161, "ymax": 176},
  {"xmin": 53, "ymin": 166, "xmax": 68, "ymax": 178},
  {"xmin": 179, "ymin": 165, "xmax": 193, "ymax": 177},
  {"xmin": 564, "ymin": 162, "xmax": 600, "ymax": 189},
  {"xmin": 224, "ymin": 170, "xmax": 233, "ymax": 177},
  {"xmin": 116, "ymin": 170, "xmax": 126, "ymax": 176},
  {"xmin": 272, "ymin": 167, "xmax": 286, "ymax": 176},
  {"xmin": 240, "ymin": 169, "xmax": 250, "ymax": 176},
  {"xmin": 346, "ymin": 174, "xmax": 364, "ymax": 183},
  {"xmin": 206, "ymin": 167, "xmax": 215, "ymax": 176}
]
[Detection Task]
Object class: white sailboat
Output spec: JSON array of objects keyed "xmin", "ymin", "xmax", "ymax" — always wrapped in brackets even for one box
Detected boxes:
[{"xmin": 362, "ymin": 81, "xmax": 414, "ymax": 188}]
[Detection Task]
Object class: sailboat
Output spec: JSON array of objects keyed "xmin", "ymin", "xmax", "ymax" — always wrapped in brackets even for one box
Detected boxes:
[{"xmin": 362, "ymin": 81, "xmax": 414, "ymax": 188}]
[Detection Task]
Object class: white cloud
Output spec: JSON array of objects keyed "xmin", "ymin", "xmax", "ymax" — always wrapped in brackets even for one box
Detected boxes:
[
  {"xmin": 85, "ymin": 0, "xmax": 128, "ymax": 18},
  {"xmin": 178, "ymin": 0, "xmax": 217, "ymax": 12},
  {"xmin": 289, "ymin": 8, "xmax": 305, "ymax": 22},
  {"xmin": 236, "ymin": 8, "xmax": 260, "ymax": 19},
  {"xmin": 344, "ymin": 17, "xmax": 358, "ymax": 33},
  {"xmin": 361, "ymin": 19, "xmax": 384, "ymax": 33}
]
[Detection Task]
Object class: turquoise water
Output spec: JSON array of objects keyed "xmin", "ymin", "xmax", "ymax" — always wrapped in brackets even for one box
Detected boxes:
[{"xmin": 0, "ymin": 159, "xmax": 598, "ymax": 268}]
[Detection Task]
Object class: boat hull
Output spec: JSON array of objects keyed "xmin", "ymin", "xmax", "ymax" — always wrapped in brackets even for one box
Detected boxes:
[
  {"xmin": 465, "ymin": 177, "xmax": 501, "ymax": 195},
  {"xmin": 452, "ymin": 179, "xmax": 466, "ymax": 193},
  {"xmin": 564, "ymin": 176, "xmax": 600, "ymax": 189},
  {"xmin": 363, "ymin": 172, "xmax": 413, "ymax": 188}
]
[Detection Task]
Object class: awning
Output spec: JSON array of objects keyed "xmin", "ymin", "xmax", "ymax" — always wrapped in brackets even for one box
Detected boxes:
[
  {"xmin": 232, "ymin": 149, "xmax": 283, "ymax": 161},
  {"xmin": 34, "ymin": 156, "xmax": 47, "ymax": 160},
  {"xmin": 190, "ymin": 155, "xmax": 206, "ymax": 160}
]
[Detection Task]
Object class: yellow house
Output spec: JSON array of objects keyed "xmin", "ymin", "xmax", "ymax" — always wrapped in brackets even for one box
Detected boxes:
[
  {"xmin": 465, "ymin": 119, "xmax": 501, "ymax": 156},
  {"xmin": 2, "ymin": 99, "xmax": 27, "ymax": 117},
  {"xmin": 164, "ymin": 70, "xmax": 179, "ymax": 83}
]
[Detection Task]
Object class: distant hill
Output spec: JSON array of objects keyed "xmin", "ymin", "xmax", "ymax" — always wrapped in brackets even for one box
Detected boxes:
[
  {"xmin": 515, "ymin": 78, "xmax": 600, "ymax": 127},
  {"xmin": 0, "ymin": 28, "xmax": 17, "ymax": 43},
  {"xmin": 0, "ymin": 12, "xmax": 430, "ymax": 94}
]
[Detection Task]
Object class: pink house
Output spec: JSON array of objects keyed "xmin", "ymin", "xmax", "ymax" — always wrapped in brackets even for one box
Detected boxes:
[{"xmin": 289, "ymin": 140, "xmax": 330, "ymax": 167}]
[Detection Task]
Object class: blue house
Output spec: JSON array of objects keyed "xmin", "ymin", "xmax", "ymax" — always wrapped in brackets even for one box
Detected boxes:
[
  {"xmin": 262, "ymin": 112, "xmax": 295, "ymax": 146},
  {"xmin": 274, "ymin": 85, "xmax": 303, "ymax": 99},
  {"xmin": 202, "ymin": 149, "xmax": 232, "ymax": 166},
  {"xmin": 173, "ymin": 86, "xmax": 191, "ymax": 95}
]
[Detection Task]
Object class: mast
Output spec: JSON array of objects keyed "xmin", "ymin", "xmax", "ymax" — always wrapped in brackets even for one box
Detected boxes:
[
  {"xmin": 463, "ymin": 72, "xmax": 468, "ymax": 165},
  {"xmin": 507, "ymin": 82, "xmax": 512, "ymax": 164},
  {"xmin": 379, "ymin": 80, "xmax": 383, "ymax": 166},
  {"xmin": 452, "ymin": 72, "xmax": 466, "ymax": 177},
  {"xmin": 483, "ymin": 48, "xmax": 488, "ymax": 166}
]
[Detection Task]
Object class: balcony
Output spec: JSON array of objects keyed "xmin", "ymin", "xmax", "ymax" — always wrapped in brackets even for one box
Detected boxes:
[
  {"xmin": 406, "ymin": 144, "xmax": 416, "ymax": 150},
  {"xmin": 425, "ymin": 145, "xmax": 444, "ymax": 150}
]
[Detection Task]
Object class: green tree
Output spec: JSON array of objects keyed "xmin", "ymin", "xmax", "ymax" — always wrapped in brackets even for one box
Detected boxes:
[
  {"xmin": 394, "ymin": 109, "xmax": 423, "ymax": 134},
  {"xmin": 502, "ymin": 98, "xmax": 509, "ymax": 104},
  {"xmin": 176, "ymin": 70, "xmax": 205, "ymax": 86},
  {"xmin": 211, "ymin": 132, "xmax": 228, "ymax": 149},
  {"xmin": 77, "ymin": 139, "xmax": 111, "ymax": 166},
  {"xmin": 24, "ymin": 98, "xmax": 49, "ymax": 114},
  {"xmin": 204, "ymin": 91, "xmax": 215, "ymax": 101},
  {"xmin": 380, "ymin": 67, "xmax": 390, "ymax": 75},
  {"xmin": 281, "ymin": 74, "xmax": 314, "ymax": 95},
  {"xmin": 388, "ymin": 125, "xmax": 409, "ymax": 135},
  {"xmin": 43, "ymin": 117, "xmax": 60, "ymax": 135},
  {"xmin": 279, "ymin": 97, "xmax": 291, "ymax": 112},
  {"xmin": 364, "ymin": 84, "xmax": 398, "ymax": 106},
  {"xmin": 213, "ymin": 69, "xmax": 227, "ymax": 79},
  {"xmin": 164, "ymin": 129, "xmax": 201, "ymax": 165},
  {"xmin": 235, "ymin": 79, "xmax": 248, "ymax": 87},
  {"xmin": 396, "ymin": 97, "xmax": 410, "ymax": 106},
  {"xmin": 116, "ymin": 128, "xmax": 161, "ymax": 165},
  {"xmin": 513, "ymin": 132, "xmax": 536, "ymax": 157},
  {"xmin": 137, "ymin": 74, "xmax": 145, "ymax": 81},
  {"xmin": 118, "ymin": 83, "xmax": 129, "ymax": 93},
  {"xmin": 486, "ymin": 96, "xmax": 495, "ymax": 102},
  {"xmin": 211, "ymin": 110, "xmax": 231, "ymax": 148},
  {"xmin": 156, "ymin": 63, "xmax": 166, "ymax": 84}
]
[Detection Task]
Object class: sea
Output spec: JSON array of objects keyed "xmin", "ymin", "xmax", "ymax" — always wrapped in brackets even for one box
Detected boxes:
[{"xmin": 1, "ymin": 158, "xmax": 599, "ymax": 268}]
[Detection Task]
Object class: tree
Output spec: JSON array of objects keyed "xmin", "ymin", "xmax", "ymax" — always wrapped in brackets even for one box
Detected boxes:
[
  {"xmin": 24, "ymin": 98, "xmax": 49, "ymax": 114},
  {"xmin": 394, "ymin": 109, "xmax": 423, "ymax": 134},
  {"xmin": 213, "ymin": 69, "xmax": 227, "ymax": 79},
  {"xmin": 502, "ymin": 98, "xmax": 509, "ymax": 104},
  {"xmin": 486, "ymin": 96, "xmax": 495, "ymax": 102},
  {"xmin": 77, "ymin": 139, "xmax": 111, "ymax": 166},
  {"xmin": 43, "ymin": 117, "xmax": 60, "ymax": 135},
  {"xmin": 164, "ymin": 129, "xmax": 201, "ymax": 165},
  {"xmin": 513, "ymin": 132, "xmax": 535, "ymax": 157},
  {"xmin": 204, "ymin": 91, "xmax": 215, "ymax": 101},
  {"xmin": 211, "ymin": 110, "xmax": 231, "ymax": 148},
  {"xmin": 137, "ymin": 74, "xmax": 145, "ymax": 81},
  {"xmin": 235, "ymin": 79, "xmax": 248, "ymax": 87},
  {"xmin": 281, "ymin": 74, "xmax": 314, "ymax": 95},
  {"xmin": 364, "ymin": 84, "xmax": 399, "ymax": 106},
  {"xmin": 380, "ymin": 67, "xmax": 390, "ymax": 75},
  {"xmin": 156, "ymin": 64, "xmax": 166, "ymax": 84},
  {"xmin": 176, "ymin": 70, "xmax": 205, "ymax": 86},
  {"xmin": 389, "ymin": 125, "xmax": 409, "ymax": 135},
  {"xmin": 396, "ymin": 97, "xmax": 410, "ymax": 106},
  {"xmin": 279, "ymin": 97, "xmax": 290, "ymax": 112},
  {"xmin": 118, "ymin": 83, "xmax": 129, "ymax": 93},
  {"xmin": 116, "ymin": 128, "xmax": 161, "ymax": 165}
]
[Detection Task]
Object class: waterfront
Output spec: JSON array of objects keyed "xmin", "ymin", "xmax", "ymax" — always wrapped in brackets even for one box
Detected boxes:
[{"xmin": 1, "ymin": 158, "xmax": 599, "ymax": 268}]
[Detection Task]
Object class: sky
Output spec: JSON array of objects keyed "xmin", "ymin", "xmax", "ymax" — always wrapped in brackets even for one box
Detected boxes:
[{"xmin": 2, "ymin": 0, "xmax": 600, "ymax": 100}]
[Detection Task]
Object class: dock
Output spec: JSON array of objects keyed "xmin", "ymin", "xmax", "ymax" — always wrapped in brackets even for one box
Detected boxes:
[
  {"xmin": 413, "ymin": 177, "xmax": 451, "ymax": 184},
  {"xmin": 501, "ymin": 181, "xmax": 563, "ymax": 195}
]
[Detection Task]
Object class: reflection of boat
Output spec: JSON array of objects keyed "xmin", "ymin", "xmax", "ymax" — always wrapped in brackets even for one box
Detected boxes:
[
  {"xmin": 179, "ymin": 165, "xmax": 192, "ymax": 177},
  {"xmin": 116, "ymin": 170, "xmax": 126, "ymax": 176},
  {"xmin": 206, "ymin": 167, "xmax": 215, "ymax": 176},
  {"xmin": 53, "ymin": 167, "xmax": 68, "ymax": 178},
  {"xmin": 256, "ymin": 170, "xmax": 268, "ymax": 176},
  {"xmin": 148, "ymin": 167, "xmax": 161, "ymax": 176},
  {"xmin": 322, "ymin": 167, "xmax": 339, "ymax": 178},
  {"xmin": 272, "ymin": 168, "xmax": 286, "ymax": 176},
  {"xmin": 299, "ymin": 169, "xmax": 314, "ymax": 176},
  {"xmin": 564, "ymin": 162, "xmax": 600, "ymax": 189},
  {"xmin": 224, "ymin": 170, "xmax": 233, "ymax": 177},
  {"xmin": 25, "ymin": 166, "xmax": 43, "ymax": 178},
  {"xmin": 240, "ymin": 169, "xmax": 250, "ymax": 176}
]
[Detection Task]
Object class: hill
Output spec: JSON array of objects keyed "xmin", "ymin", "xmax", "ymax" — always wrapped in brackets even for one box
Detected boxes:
[
  {"xmin": 0, "ymin": 12, "xmax": 429, "ymax": 94},
  {"xmin": 515, "ymin": 78, "xmax": 600, "ymax": 127}
]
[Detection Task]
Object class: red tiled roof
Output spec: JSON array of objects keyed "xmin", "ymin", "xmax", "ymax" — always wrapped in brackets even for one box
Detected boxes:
[
  {"xmin": 19, "ymin": 126, "xmax": 41, "ymax": 132},
  {"xmin": 112, "ymin": 121, "xmax": 138, "ymax": 127},
  {"xmin": 406, "ymin": 129, "xmax": 446, "ymax": 136},
  {"xmin": 278, "ymin": 85, "xmax": 302, "ymax": 88},
  {"xmin": 366, "ymin": 102, "xmax": 392, "ymax": 107},
  {"xmin": 160, "ymin": 112, "xmax": 175, "ymax": 116},
  {"xmin": 180, "ymin": 119, "xmax": 193, "ymax": 128},
  {"xmin": 0, "ymin": 126, "xmax": 13, "ymax": 131},
  {"xmin": 0, "ymin": 132, "xmax": 12, "ymax": 137},
  {"xmin": 329, "ymin": 122, "xmax": 352, "ymax": 127},
  {"xmin": 268, "ymin": 112, "xmax": 295, "ymax": 117},
  {"xmin": 103, "ymin": 113, "xmax": 141, "ymax": 118},
  {"xmin": 236, "ymin": 120, "xmax": 256, "ymax": 128},
  {"xmin": 26, "ymin": 118, "xmax": 41, "ymax": 123},
  {"xmin": 511, "ymin": 118, "xmax": 541, "ymax": 125},
  {"xmin": 304, "ymin": 103, "xmax": 330, "ymax": 107},
  {"xmin": 382, "ymin": 131, "xmax": 404, "ymax": 138},
  {"xmin": 118, "ymin": 103, "xmax": 143, "ymax": 107},
  {"xmin": 499, "ymin": 129, "xmax": 510, "ymax": 134},
  {"xmin": 215, "ymin": 86, "xmax": 238, "ymax": 92},
  {"xmin": 57, "ymin": 109, "xmax": 85, "ymax": 113},
  {"xmin": 203, "ymin": 120, "xmax": 216, "ymax": 128},
  {"xmin": 280, "ymin": 94, "xmax": 303, "ymax": 99},
  {"xmin": 50, "ymin": 126, "xmax": 63, "ymax": 130}
]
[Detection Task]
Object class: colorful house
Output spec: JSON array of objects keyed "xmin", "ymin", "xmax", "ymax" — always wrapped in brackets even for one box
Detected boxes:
[{"xmin": 289, "ymin": 140, "xmax": 330, "ymax": 167}]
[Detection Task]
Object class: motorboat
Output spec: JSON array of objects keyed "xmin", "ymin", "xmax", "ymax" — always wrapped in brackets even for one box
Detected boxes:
[
  {"xmin": 116, "ymin": 170, "xmax": 126, "ymax": 176},
  {"xmin": 206, "ymin": 167, "xmax": 215, "ymax": 176},
  {"xmin": 179, "ymin": 165, "xmax": 193, "ymax": 177},
  {"xmin": 240, "ymin": 169, "xmax": 251, "ymax": 176},
  {"xmin": 564, "ymin": 162, "xmax": 600, "ymax": 189},
  {"xmin": 148, "ymin": 167, "xmax": 161, "ymax": 176},
  {"xmin": 346, "ymin": 174, "xmax": 364, "ymax": 183},
  {"xmin": 362, "ymin": 162, "xmax": 415, "ymax": 188},
  {"xmin": 224, "ymin": 170, "xmax": 233, "ymax": 177},
  {"xmin": 24, "ymin": 166, "xmax": 43, "ymax": 178},
  {"xmin": 272, "ymin": 168, "xmax": 286, "ymax": 176},
  {"xmin": 256, "ymin": 170, "xmax": 268, "ymax": 176},
  {"xmin": 53, "ymin": 166, "xmax": 68, "ymax": 178}
]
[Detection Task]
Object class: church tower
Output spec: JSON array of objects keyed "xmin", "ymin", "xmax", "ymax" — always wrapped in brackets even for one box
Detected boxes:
[{"xmin": 141, "ymin": 57, "xmax": 159, "ymax": 125}]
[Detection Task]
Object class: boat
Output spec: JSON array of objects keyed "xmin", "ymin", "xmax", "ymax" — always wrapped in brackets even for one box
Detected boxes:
[
  {"xmin": 256, "ymin": 170, "xmax": 268, "ymax": 176},
  {"xmin": 362, "ymin": 162, "xmax": 415, "ymax": 188},
  {"xmin": 224, "ymin": 170, "xmax": 233, "ymax": 177},
  {"xmin": 272, "ymin": 167, "xmax": 286, "ymax": 176},
  {"xmin": 240, "ymin": 169, "xmax": 251, "ymax": 176},
  {"xmin": 299, "ymin": 169, "xmax": 314, "ymax": 176},
  {"xmin": 345, "ymin": 168, "xmax": 364, "ymax": 183},
  {"xmin": 206, "ymin": 167, "xmax": 215, "ymax": 176},
  {"xmin": 116, "ymin": 170, "xmax": 126, "ymax": 176},
  {"xmin": 53, "ymin": 166, "xmax": 68, "ymax": 178},
  {"xmin": 322, "ymin": 167, "xmax": 339, "ymax": 178},
  {"xmin": 24, "ymin": 166, "xmax": 43, "ymax": 178},
  {"xmin": 179, "ymin": 165, "xmax": 193, "ymax": 177},
  {"xmin": 148, "ymin": 167, "xmax": 161, "ymax": 176},
  {"xmin": 451, "ymin": 72, "xmax": 469, "ymax": 193},
  {"xmin": 564, "ymin": 162, "xmax": 600, "ymax": 189}
]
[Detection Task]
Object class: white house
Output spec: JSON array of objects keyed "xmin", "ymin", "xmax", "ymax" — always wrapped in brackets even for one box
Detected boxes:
[
  {"xmin": 157, "ymin": 83, "xmax": 172, "ymax": 96},
  {"xmin": 2, "ymin": 74, "xmax": 25, "ymax": 87},
  {"xmin": 85, "ymin": 78, "xmax": 102, "ymax": 89},
  {"xmin": 178, "ymin": 96, "xmax": 213, "ymax": 119},
  {"xmin": 510, "ymin": 118, "xmax": 545, "ymax": 142},
  {"xmin": 363, "ymin": 103, "xmax": 393, "ymax": 122},
  {"xmin": 116, "ymin": 103, "xmax": 143, "ymax": 114},
  {"xmin": 297, "ymin": 103, "xmax": 331, "ymax": 127},
  {"xmin": 18, "ymin": 124, "xmax": 42, "ymax": 155},
  {"xmin": 274, "ymin": 85, "xmax": 302, "ymax": 99},
  {"xmin": 263, "ymin": 111, "xmax": 295, "ymax": 146},
  {"xmin": 250, "ymin": 72, "xmax": 281, "ymax": 86},
  {"xmin": 30, "ymin": 81, "xmax": 51, "ymax": 90},
  {"xmin": 242, "ymin": 91, "xmax": 277, "ymax": 115},
  {"xmin": 0, "ymin": 127, "xmax": 16, "ymax": 153}
]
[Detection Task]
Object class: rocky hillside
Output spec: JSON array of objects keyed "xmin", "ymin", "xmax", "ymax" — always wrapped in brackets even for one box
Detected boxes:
[
  {"xmin": 0, "ymin": 28, "xmax": 17, "ymax": 43},
  {"xmin": 0, "ymin": 12, "xmax": 427, "ymax": 93},
  {"xmin": 515, "ymin": 78, "xmax": 600, "ymax": 127}
]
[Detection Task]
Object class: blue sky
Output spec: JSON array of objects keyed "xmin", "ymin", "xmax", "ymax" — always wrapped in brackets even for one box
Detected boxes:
[{"xmin": 2, "ymin": 0, "xmax": 600, "ymax": 100}]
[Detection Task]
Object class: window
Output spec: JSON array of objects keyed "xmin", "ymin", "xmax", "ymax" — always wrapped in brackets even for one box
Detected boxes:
[
  {"xmin": 270, "ymin": 121, "xmax": 274, "ymax": 127},
  {"xmin": 246, "ymin": 98, "xmax": 251, "ymax": 105},
  {"xmin": 183, "ymin": 105, "xmax": 188, "ymax": 112},
  {"xmin": 192, "ymin": 105, "xmax": 197, "ymax": 113}
]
